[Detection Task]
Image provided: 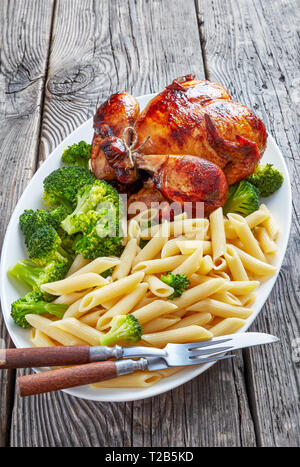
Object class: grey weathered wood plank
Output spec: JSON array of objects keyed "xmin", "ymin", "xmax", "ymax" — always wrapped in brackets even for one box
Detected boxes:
[
  {"xmin": 198, "ymin": 0, "xmax": 300, "ymax": 446},
  {"xmin": 10, "ymin": 0, "xmax": 256, "ymax": 447},
  {"xmin": 0, "ymin": 0, "xmax": 55, "ymax": 446}
]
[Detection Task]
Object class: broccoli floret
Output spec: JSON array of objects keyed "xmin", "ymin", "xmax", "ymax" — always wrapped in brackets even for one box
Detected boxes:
[
  {"xmin": 101, "ymin": 267, "xmax": 113, "ymax": 278},
  {"xmin": 19, "ymin": 207, "xmax": 70, "ymax": 246},
  {"xmin": 26, "ymin": 225, "xmax": 70, "ymax": 266},
  {"xmin": 160, "ymin": 272, "xmax": 190, "ymax": 299},
  {"xmin": 43, "ymin": 166, "xmax": 95, "ymax": 210},
  {"xmin": 61, "ymin": 179, "xmax": 124, "ymax": 259},
  {"xmin": 223, "ymin": 180, "xmax": 260, "ymax": 216},
  {"xmin": 61, "ymin": 141, "xmax": 92, "ymax": 170},
  {"xmin": 11, "ymin": 291, "xmax": 68, "ymax": 328},
  {"xmin": 100, "ymin": 314, "xmax": 142, "ymax": 346},
  {"xmin": 247, "ymin": 163, "xmax": 284, "ymax": 198}
]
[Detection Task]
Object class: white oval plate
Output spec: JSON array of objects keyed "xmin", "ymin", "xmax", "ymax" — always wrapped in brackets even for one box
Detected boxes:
[{"xmin": 0, "ymin": 93, "xmax": 292, "ymax": 402}]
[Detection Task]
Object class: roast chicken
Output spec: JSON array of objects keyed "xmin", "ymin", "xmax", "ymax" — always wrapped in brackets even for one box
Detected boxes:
[{"xmin": 91, "ymin": 75, "xmax": 267, "ymax": 215}]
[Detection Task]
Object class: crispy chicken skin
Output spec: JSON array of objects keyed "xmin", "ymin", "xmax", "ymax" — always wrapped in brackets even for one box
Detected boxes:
[
  {"xmin": 135, "ymin": 75, "xmax": 267, "ymax": 184},
  {"xmin": 91, "ymin": 91, "xmax": 140, "ymax": 180}
]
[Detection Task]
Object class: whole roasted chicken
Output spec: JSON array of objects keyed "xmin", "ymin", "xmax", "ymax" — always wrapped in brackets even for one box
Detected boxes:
[{"xmin": 91, "ymin": 75, "xmax": 267, "ymax": 215}]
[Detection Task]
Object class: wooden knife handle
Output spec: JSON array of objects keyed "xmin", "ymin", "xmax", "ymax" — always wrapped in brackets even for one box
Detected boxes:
[
  {"xmin": 17, "ymin": 361, "xmax": 118, "ymax": 397},
  {"xmin": 0, "ymin": 346, "xmax": 90, "ymax": 369}
]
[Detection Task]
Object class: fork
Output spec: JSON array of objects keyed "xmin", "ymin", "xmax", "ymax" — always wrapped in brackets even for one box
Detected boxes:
[{"xmin": 12, "ymin": 332, "xmax": 278, "ymax": 396}]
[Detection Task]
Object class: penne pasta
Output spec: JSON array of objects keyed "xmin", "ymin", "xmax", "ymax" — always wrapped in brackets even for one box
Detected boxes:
[
  {"xmin": 79, "ymin": 271, "xmax": 145, "ymax": 312},
  {"xmin": 167, "ymin": 312, "xmax": 212, "ymax": 330},
  {"xmin": 51, "ymin": 318, "xmax": 104, "ymax": 346},
  {"xmin": 254, "ymin": 227, "xmax": 278, "ymax": 254},
  {"xmin": 210, "ymin": 207, "xmax": 226, "ymax": 261},
  {"xmin": 227, "ymin": 213, "xmax": 266, "ymax": 262},
  {"xmin": 142, "ymin": 315, "xmax": 181, "ymax": 334},
  {"xmin": 30, "ymin": 329, "xmax": 57, "ymax": 347},
  {"xmin": 132, "ymin": 232, "xmax": 168, "ymax": 267},
  {"xmin": 132, "ymin": 300, "xmax": 177, "ymax": 325},
  {"xmin": 172, "ymin": 247, "xmax": 203, "ymax": 276},
  {"xmin": 69, "ymin": 257, "xmax": 120, "ymax": 278},
  {"xmin": 79, "ymin": 309, "xmax": 106, "ymax": 327},
  {"xmin": 132, "ymin": 255, "xmax": 187, "ymax": 274},
  {"xmin": 66, "ymin": 254, "xmax": 91, "ymax": 277},
  {"xmin": 198, "ymin": 255, "xmax": 214, "ymax": 275},
  {"xmin": 127, "ymin": 218, "xmax": 141, "ymax": 240},
  {"xmin": 187, "ymin": 299, "xmax": 253, "ymax": 319},
  {"xmin": 246, "ymin": 205, "xmax": 270, "ymax": 229},
  {"xmin": 142, "ymin": 325, "xmax": 213, "ymax": 347},
  {"xmin": 225, "ymin": 245, "xmax": 249, "ymax": 281},
  {"xmin": 161, "ymin": 237, "xmax": 182, "ymax": 258},
  {"xmin": 53, "ymin": 289, "xmax": 91, "ymax": 306},
  {"xmin": 172, "ymin": 278, "xmax": 225, "ymax": 311},
  {"xmin": 210, "ymin": 291, "xmax": 242, "ymax": 306},
  {"xmin": 223, "ymin": 280, "xmax": 260, "ymax": 295},
  {"xmin": 25, "ymin": 315, "xmax": 87, "ymax": 346},
  {"xmin": 232, "ymin": 246, "xmax": 277, "ymax": 276},
  {"xmin": 96, "ymin": 283, "xmax": 148, "ymax": 330},
  {"xmin": 145, "ymin": 275, "xmax": 174, "ymax": 298},
  {"xmin": 112, "ymin": 238, "xmax": 138, "ymax": 280},
  {"xmin": 209, "ymin": 317, "xmax": 246, "ymax": 336},
  {"xmin": 41, "ymin": 273, "xmax": 109, "ymax": 296},
  {"xmin": 91, "ymin": 371, "xmax": 162, "ymax": 388}
]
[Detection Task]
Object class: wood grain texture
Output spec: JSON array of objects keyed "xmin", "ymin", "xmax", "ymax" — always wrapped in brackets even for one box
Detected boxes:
[
  {"xmin": 0, "ymin": 0, "xmax": 55, "ymax": 446},
  {"xmin": 198, "ymin": 0, "xmax": 300, "ymax": 446},
  {"xmin": 9, "ymin": 0, "xmax": 256, "ymax": 447}
]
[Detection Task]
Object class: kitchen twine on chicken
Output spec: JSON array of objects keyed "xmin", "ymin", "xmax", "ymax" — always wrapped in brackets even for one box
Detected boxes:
[{"xmin": 122, "ymin": 126, "xmax": 151, "ymax": 167}]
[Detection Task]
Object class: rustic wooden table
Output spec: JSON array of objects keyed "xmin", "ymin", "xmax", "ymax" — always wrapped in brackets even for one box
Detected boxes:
[{"xmin": 0, "ymin": 0, "xmax": 299, "ymax": 447}]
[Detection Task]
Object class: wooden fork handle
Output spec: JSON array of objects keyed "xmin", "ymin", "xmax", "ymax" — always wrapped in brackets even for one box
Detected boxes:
[
  {"xmin": 17, "ymin": 358, "xmax": 148, "ymax": 397},
  {"xmin": 0, "ymin": 346, "xmax": 90, "ymax": 369},
  {"xmin": 17, "ymin": 361, "xmax": 118, "ymax": 397}
]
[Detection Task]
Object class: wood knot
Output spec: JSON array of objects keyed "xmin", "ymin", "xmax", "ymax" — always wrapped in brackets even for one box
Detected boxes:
[{"xmin": 48, "ymin": 64, "xmax": 95, "ymax": 96}]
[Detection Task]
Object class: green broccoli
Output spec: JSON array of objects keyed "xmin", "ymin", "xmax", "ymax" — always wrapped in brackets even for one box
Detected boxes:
[
  {"xmin": 100, "ymin": 314, "xmax": 142, "ymax": 346},
  {"xmin": 26, "ymin": 225, "xmax": 70, "ymax": 266},
  {"xmin": 11, "ymin": 291, "xmax": 68, "ymax": 329},
  {"xmin": 61, "ymin": 141, "xmax": 92, "ymax": 170},
  {"xmin": 61, "ymin": 179, "xmax": 124, "ymax": 259},
  {"xmin": 43, "ymin": 166, "xmax": 95, "ymax": 210},
  {"xmin": 223, "ymin": 180, "xmax": 260, "ymax": 216},
  {"xmin": 101, "ymin": 267, "xmax": 113, "ymax": 278},
  {"xmin": 160, "ymin": 272, "xmax": 190, "ymax": 299},
  {"xmin": 247, "ymin": 163, "xmax": 284, "ymax": 198},
  {"xmin": 8, "ymin": 260, "xmax": 69, "ymax": 298}
]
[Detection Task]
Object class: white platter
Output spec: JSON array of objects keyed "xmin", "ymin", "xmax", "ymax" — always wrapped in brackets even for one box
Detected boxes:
[{"xmin": 0, "ymin": 93, "xmax": 292, "ymax": 402}]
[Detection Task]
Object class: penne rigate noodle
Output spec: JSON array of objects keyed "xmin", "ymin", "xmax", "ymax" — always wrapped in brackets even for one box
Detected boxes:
[
  {"xmin": 167, "ymin": 312, "xmax": 212, "ymax": 330},
  {"xmin": 96, "ymin": 283, "xmax": 148, "ymax": 330},
  {"xmin": 145, "ymin": 275, "xmax": 174, "ymax": 298},
  {"xmin": 79, "ymin": 309, "xmax": 106, "ymax": 327},
  {"xmin": 210, "ymin": 291, "xmax": 242, "ymax": 306},
  {"xmin": 51, "ymin": 318, "xmax": 104, "ymax": 346},
  {"xmin": 210, "ymin": 207, "xmax": 226, "ymax": 261},
  {"xmin": 170, "ymin": 308, "xmax": 189, "ymax": 318},
  {"xmin": 91, "ymin": 371, "xmax": 162, "ymax": 388},
  {"xmin": 187, "ymin": 299, "xmax": 253, "ymax": 319},
  {"xmin": 79, "ymin": 271, "xmax": 145, "ymax": 312},
  {"xmin": 260, "ymin": 204, "xmax": 280, "ymax": 239},
  {"xmin": 255, "ymin": 227, "xmax": 278, "ymax": 254},
  {"xmin": 209, "ymin": 271, "xmax": 231, "ymax": 281},
  {"xmin": 131, "ymin": 296, "xmax": 157, "ymax": 311},
  {"xmin": 177, "ymin": 240, "xmax": 212, "ymax": 256},
  {"xmin": 198, "ymin": 255, "xmax": 214, "ymax": 275},
  {"xmin": 172, "ymin": 247, "xmax": 203, "ymax": 276},
  {"xmin": 53, "ymin": 289, "xmax": 92, "ymax": 306},
  {"xmin": 225, "ymin": 245, "xmax": 249, "ymax": 281},
  {"xmin": 41, "ymin": 273, "xmax": 108, "ymax": 296},
  {"xmin": 66, "ymin": 254, "xmax": 91, "ymax": 277},
  {"xmin": 209, "ymin": 317, "xmax": 246, "ymax": 336},
  {"xmin": 132, "ymin": 300, "xmax": 177, "ymax": 325},
  {"xmin": 142, "ymin": 325, "xmax": 213, "ymax": 348},
  {"xmin": 223, "ymin": 280, "xmax": 260, "ymax": 295},
  {"xmin": 161, "ymin": 237, "xmax": 182, "ymax": 258},
  {"xmin": 132, "ymin": 231, "xmax": 168, "ymax": 267},
  {"xmin": 246, "ymin": 205, "xmax": 270, "ymax": 229},
  {"xmin": 172, "ymin": 278, "xmax": 225, "ymax": 311},
  {"xmin": 25, "ymin": 315, "xmax": 87, "ymax": 346},
  {"xmin": 224, "ymin": 218, "xmax": 238, "ymax": 240},
  {"xmin": 140, "ymin": 218, "xmax": 208, "ymax": 239},
  {"xmin": 232, "ymin": 246, "xmax": 277, "ymax": 276},
  {"xmin": 212, "ymin": 257, "xmax": 227, "ymax": 271},
  {"xmin": 239, "ymin": 293, "xmax": 257, "ymax": 307},
  {"xmin": 127, "ymin": 218, "xmax": 141, "ymax": 240},
  {"xmin": 31, "ymin": 329, "xmax": 57, "ymax": 347},
  {"xmin": 112, "ymin": 238, "xmax": 138, "ymax": 280},
  {"xmin": 227, "ymin": 213, "xmax": 266, "ymax": 262},
  {"xmin": 142, "ymin": 315, "xmax": 181, "ymax": 334},
  {"xmin": 69, "ymin": 257, "xmax": 120, "ymax": 278},
  {"xmin": 132, "ymin": 255, "xmax": 187, "ymax": 274}
]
